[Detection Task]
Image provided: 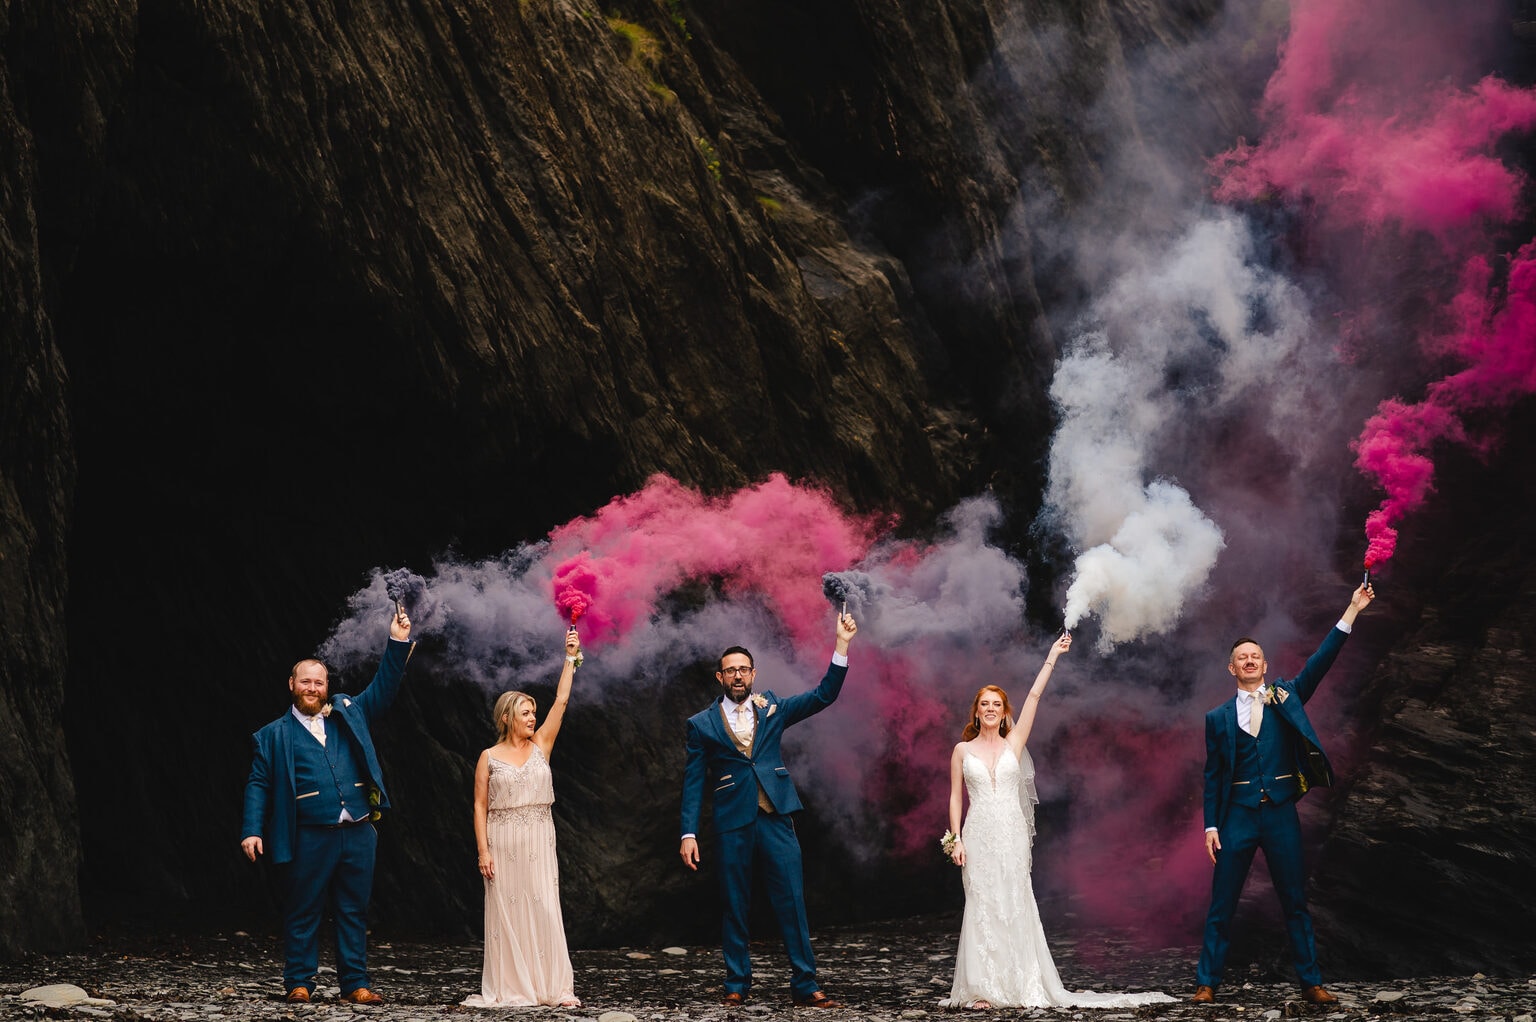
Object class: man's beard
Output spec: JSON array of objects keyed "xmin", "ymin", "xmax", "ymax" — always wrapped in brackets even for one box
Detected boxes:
[{"xmin": 294, "ymin": 693, "xmax": 328, "ymax": 715}]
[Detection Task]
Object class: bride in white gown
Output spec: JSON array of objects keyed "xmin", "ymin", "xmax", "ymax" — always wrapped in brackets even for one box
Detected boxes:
[{"xmin": 942, "ymin": 634, "xmax": 1173, "ymax": 1010}]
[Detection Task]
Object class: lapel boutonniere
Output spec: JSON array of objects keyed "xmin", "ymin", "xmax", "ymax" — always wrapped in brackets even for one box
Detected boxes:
[
  {"xmin": 320, "ymin": 703, "xmax": 333, "ymax": 717},
  {"xmin": 1262, "ymin": 686, "xmax": 1287, "ymax": 706},
  {"xmin": 751, "ymin": 694, "xmax": 768, "ymax": 710}
]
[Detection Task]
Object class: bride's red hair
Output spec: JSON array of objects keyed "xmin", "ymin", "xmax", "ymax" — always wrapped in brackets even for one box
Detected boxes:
[{"xmin": 962, "ymin": 685, "xmax": 1014, "ymax": 741}]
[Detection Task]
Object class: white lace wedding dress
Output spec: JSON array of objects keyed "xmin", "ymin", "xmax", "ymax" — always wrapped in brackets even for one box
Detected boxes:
[{"xmin": 942, "ymin": 746, "xmax": 1174, "ymax": 1009}]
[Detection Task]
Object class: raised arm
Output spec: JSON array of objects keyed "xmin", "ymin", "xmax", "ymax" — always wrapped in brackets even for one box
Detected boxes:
[
  {"xmin": 947, "ymin": 742, "xmax": 968, "ymax": 866},
  {"xmin": 355, "ymin": 606, "xmax": 415, "ymax": 720},
  {"xmin": 776, "ymin": 611, "xmax": 860, "ymax": 726},
  {"xmin": 1008, "ymin": 633, "xmax": 1071, "ymax": 756},
  {"xmin": 473, "ymin": 749, "xmax": 494, "ymax": 880},
  {"xmin": 534, "ymin": 629, "xmax": 581, "ymax": 758},
  {"xmin": 1293, "ymin": 581, "xmax": 1376, "ymax": 702}
]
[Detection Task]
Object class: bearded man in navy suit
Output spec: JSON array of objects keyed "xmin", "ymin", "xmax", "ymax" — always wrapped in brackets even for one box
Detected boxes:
[
  {"xmin": 1192, "ymin": 581, "xmax": 1374, "ymax": 1006},
  {"xmin": 241, "ymin": 606, "xmax": 414, "ymax": 1005},
  {"xmin": 679, "ymin": 611, "xmax": 858, "ymax": 1008}
]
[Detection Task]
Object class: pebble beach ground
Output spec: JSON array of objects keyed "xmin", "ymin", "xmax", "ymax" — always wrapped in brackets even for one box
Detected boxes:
[{"xmin": 2, "ymin": 919, "xmax": 1530, "ymax": 1021}]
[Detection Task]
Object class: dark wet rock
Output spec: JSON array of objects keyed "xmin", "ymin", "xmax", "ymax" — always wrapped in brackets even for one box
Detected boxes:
[{"xmin": 0, "ymin": 6, "xmax": 82, "ymax": 955}]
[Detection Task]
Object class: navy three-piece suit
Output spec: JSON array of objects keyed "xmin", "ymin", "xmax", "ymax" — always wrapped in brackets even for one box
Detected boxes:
[
  {"xmin": 1197, "ymin": 626, "xmax": 1347, "ymax": 988},
  {"xmin": 242, "ymin": 638, "xmax": 413, "ymax": 994},
  {"xmin": 680, "ymin": 658, "xmax": 846, "ymax": 999}
]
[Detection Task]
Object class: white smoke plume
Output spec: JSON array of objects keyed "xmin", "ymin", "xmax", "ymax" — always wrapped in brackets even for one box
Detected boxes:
[{"xmin": 1046, "ymin": 211, "xmax": 1315, "ymax": 646}]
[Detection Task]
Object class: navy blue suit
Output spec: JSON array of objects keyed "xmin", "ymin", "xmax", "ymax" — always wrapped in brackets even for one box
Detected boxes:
[
  {"xmin": 680, "ymin": 659, "xmax": 846, "ymax": 998},
  {"xmin": 1197, "ymin": 627, "xmax": 1345, "ymax": 988},
  {"xmin": 242, "ymin": 638, "xmax": 413, "ymax": 994}
]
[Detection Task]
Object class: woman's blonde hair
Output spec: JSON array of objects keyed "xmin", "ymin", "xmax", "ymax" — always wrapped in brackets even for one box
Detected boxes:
[
  {"xmin": 962, "ymin": 685, "xmax": 1013, "ymax": 741},
  {"xmin": 493, "ymin": 690, "xmax": 536, "ymax": 740}
]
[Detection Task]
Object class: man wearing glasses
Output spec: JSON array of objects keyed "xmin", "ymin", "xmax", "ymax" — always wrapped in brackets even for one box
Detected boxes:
[{"xmin": 679, "ymin": 611, "xmax": 859, "ymax": 1009}]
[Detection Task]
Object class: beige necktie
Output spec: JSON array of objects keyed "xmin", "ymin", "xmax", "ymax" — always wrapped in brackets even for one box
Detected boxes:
[
  {"xmin": 1247, "ymin": 692, "xmax": 1264, "ymax": 737},
  {"xmin": 308, "ymin": 714, "xmax": 327, "ymax": 746}
]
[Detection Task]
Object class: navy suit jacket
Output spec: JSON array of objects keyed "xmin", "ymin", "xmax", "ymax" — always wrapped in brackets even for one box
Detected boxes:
[
  {"xmin": 680, "ymin": 660, "xmax": 846, "ymax": 837},
  {"xmin": 1203, "ymin": 627, "xmax": 1345, "ymax": 832},
  {"xmin": 241, "ymin": 638, "xmax": 414, "ymax": 864}
]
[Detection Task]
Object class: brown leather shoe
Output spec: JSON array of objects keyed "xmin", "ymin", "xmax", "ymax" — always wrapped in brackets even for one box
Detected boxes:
[
  {"xmin": 1301, "ymin": 985, "xmax": 1338, "ymax": 1005},
  {"xmin": 793, "ymin": 991, "xmax": 842, "ymax": 1008},
  {"xmin": 1191, "ymin": 985, "xmax": 1216, "ymax": 1003},
  {"xmin": 722, "ymin": 992, "xmax": 746, "ymax": 1007},
  {"xmin": 285, "ymin": 988, "xmax": 311, "ymax": 1003},
  {"xmin": 341, "ymin": 988, "xmax": 384, "ymax": 1005}
]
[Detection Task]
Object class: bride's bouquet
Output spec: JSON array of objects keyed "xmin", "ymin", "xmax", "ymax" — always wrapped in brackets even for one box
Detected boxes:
[{"xmin": 940, "ymin": 829, "xmax": 959, "ymax": 864}]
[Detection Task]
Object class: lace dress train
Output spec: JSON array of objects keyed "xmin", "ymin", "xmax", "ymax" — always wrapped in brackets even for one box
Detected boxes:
[{"xmin": 942, "ymin": 747, "xmax": 1173, "ymax": 1009}]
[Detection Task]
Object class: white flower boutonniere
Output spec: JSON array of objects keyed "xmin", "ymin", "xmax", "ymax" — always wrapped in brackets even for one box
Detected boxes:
[
  {"xmin": 751, "ymin": 694, "xmax": 768, "ymax": 709},
  {"xmin": 1263, "ymin": 685, "xmax": 1288, "ymax": 705},
  {"xmin": 320, "ymin": 703, "xmax": 333, "ymax": 717}
]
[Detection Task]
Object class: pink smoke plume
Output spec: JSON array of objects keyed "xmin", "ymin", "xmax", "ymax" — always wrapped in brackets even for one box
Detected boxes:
[
  {"xmin": 545, "ymin": 474, "xmax": 885, "ymax": 646},
  {"xmin": 1213, "ymin": 0, "xmax": 1536, "ymax": 568},
  {"xmin": 553, "ymin": 558, "xmax": 595, "ymax": 627}
]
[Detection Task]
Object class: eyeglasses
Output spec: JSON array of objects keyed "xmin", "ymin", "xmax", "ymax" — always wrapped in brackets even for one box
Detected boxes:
[{"xmin": 720, "ymin": 666, "xmax": 754, "ymax": 677}]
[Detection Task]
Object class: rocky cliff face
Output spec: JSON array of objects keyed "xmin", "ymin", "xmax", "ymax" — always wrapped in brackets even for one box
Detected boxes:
[
  {"xmin": 0, "ymin": 2, "xmax": 83, "ymax": 957},
  {"xmin": 1, "ymin": 0, "xmax": 1532, "ymax": 977},
  {"xmin": 1, "ymin": 0, "xmax": 972, "ymax": 939}
]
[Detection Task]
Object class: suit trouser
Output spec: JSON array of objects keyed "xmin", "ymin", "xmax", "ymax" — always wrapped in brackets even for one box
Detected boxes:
[
  {"xmin": 282, "ymin": 822, "xmax": 377, "ymax": 993},
  {"xmin": 716, "ymin": 811, "xmax": 818, "ymax": 997},
  {"xmin": 1197, "ymin": 799, "xmax": 1320, "ymax": 988}
]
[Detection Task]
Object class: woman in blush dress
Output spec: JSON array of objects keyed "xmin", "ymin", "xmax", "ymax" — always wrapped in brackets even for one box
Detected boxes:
[
  {"xmin": 462, "ymin": 629, "xmax": 583, "ymax": 1008},
  {"xmin": 941, "ymin": 634, "xmax": 1173, "ymax": 1010}
]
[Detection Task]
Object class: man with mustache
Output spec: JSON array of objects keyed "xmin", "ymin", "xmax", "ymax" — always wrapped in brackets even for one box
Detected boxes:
[{"xmin": 679, "ymin": 611, "xmax": 858, "ymax": 1008}]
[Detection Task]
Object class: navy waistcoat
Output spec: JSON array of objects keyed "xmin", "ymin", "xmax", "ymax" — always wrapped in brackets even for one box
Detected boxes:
[
  {"xmin": 1232, "ymin": 714, "xmax": 1301, "ymax": 808},
  {"xmin": 291, "ymin": 718, "xmax": 371, "ymax": 825}
]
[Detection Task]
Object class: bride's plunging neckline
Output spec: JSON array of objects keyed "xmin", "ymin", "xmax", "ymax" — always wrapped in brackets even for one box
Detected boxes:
[{"xmin": 966, "ymin": 742, "xmax": 1015, "ymax": 789}]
